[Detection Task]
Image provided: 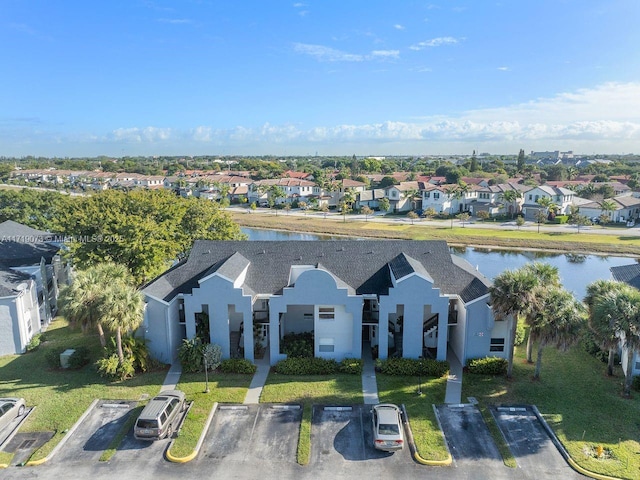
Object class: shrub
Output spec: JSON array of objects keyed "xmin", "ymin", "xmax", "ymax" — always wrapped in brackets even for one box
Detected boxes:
[
  {"xmin": 375, "ymin": 358, "xmax": 449, "ymax": 377},
  {"xmin": 203, "ymin": 343, "xmax": 222, "ymax": 371},
  {"xmin": 26, "ymin": 333, "xmax": 42, "ymax": 352},
  {"xmin": 281, "ymin": 332, "xmax": 314, "ymax": 358},
  {"xmin": 45, "ymin": 347, "xmax": 66, "ymax": 369},
  {"xmin": 514, "ymin": 322, "xmax": 526, "ymax": 346},
  {"xmin": 466, "ymin": 356, "xmax": 508, "ymax": 375},
  {"xmin": 218, "ymin": 358, "xmax": 257, "ymax": 374},
  {"xmin": 274, "ymin": 357, "xmax": 339, "ymax": 375},
  {"xmin": 96, "ymin": 354, "xmax": 135, "ymax": 381},
  {"xmin": 119, "ymin": 336, "xmax": 153, "ymax": 372},
  {"xmin": 550, "ymin": 215, "xmax": 569, "ymax": 224},
  {"xmin": 339, "ymin": 358, "xmax": 363, "ymax": 375},
  {"xmin": 68, "ymin": 346, "xmax": 91, "ymax": 369},
  {"xmin": 178, "ymin": 338, "xmax": 205, "ymax": 373}
]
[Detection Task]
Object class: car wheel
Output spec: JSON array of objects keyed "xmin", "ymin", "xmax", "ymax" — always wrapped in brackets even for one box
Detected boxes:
[{"xmin": 18, "ymin": 405, "xmax": 25, "ymax": 416}]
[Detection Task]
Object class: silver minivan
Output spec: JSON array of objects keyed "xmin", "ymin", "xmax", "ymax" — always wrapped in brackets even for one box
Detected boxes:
[{"xmin": 134, "ymin": 390, "xmax": 186, "ymax": 441}]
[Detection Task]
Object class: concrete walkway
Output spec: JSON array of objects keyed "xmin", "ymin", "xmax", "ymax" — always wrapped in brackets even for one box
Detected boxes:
[
  {"xmin": 162, "ymin": 361, "xmax": 183, "ymax": 391},
  {"xmin": 243, "ymin": 352, "xmax": 271, "ymax": 404},
  {"xmin": 444, "ymin": 349, "xmax": 463, "ymax": 404},
  {"xmin": 362, "ymin": 344, "xmax": 380, "ymax": 405}
]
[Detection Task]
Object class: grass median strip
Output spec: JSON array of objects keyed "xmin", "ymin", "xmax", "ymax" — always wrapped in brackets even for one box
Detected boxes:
[
  {"xmin": 168, "ymin": 372, "xmax": 251, "ymax": 458},
  {"xmin": 376, "ymin": 374, "xmax": 449, "ymax": 461},
  {"xmin": 99, "ymin": 405, "xmax": 144, "ymax": 461},
  {"xmin": 462, "ymin": 343, "xmax": 640, "ymax": 479},
  {"xmin": 0, "ymin": 319, "xmax": 167, "ymax": 463},
  {"xmin": 261, "ymin": 373, "xmax": 364, "ymax": 465}
]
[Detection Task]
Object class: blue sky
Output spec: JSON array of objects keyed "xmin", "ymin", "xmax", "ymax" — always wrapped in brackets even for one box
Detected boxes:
[{"xmin": 2, "ymin": 0, "xmax": 640, "ymax": 157}]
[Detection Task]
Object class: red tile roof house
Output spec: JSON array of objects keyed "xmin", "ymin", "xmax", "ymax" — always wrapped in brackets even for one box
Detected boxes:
[{"xmin": 140, "ymin": 240, "xmax": 511, "ymax": 367}]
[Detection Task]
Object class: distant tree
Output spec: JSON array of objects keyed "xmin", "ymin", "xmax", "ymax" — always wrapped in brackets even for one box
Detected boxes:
[
  {"xmin": 283, "ymin": 203, "xmax": 291, "ymax": 214},
  {"xmin": 574, "ymin": 214, "xmax": 591, "ymax": 233},
  {"xmin": 600, "ymin": 199, "xmax": 617, "ymax": 222},
  {"xmin": 339, "ymin": 201, "xmax": 351, "ymax": 222},
  {"xmin": 250, "ymin": 202, "xmax": 257, "ymax": 213},
  {"xmin": 423, "ymin": 207, "xmax": 437, "ymax": 220},
  {"xmin": 361, "ymin": 205, "xmax": 373, "ymax": 222},
  {"xmin": 517, "ymin": 149, "xmax": 526, "ymax": 172},
  {"xmin": 378, "ymin": 197, "xmax": 390, "ymax": 213},
  {"xmin": 515, "ymin": 216, "xmax": 525, "ymax": 229},
  {"xmin": 320, "ymin": 204, "xmax": 329, "ymax": 219},
  {"xmin": 535, "ymin": 210, "xmax": 547, "ymax": 233},
  {"xmin": 477, "ymin": 210, "xmax": 490, "ymax": 222},
  {"xmin": 377, "ymin": 176, "xmax": 397, "ymax": 189},
  {"xmin": 407, "ymin": 211, "xmax": 419, "ymax": 224},
  {"xmin": 584, "ymin": 280, "xmax": 623, "ymax": 376},
  {"xmin": 457, "ymin": 212, "xmax": 470, "ymax": 226}
]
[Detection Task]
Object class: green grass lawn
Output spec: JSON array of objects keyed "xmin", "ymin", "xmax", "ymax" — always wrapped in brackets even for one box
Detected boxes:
[
  {"xmin": 0, "ymin": 319, "xmax": 167, "ymax": 462},
  {"xmin": 462, "ymin": 342, "xmax": 640, "ymax": 479},
  {"xmin": 261, "ymin": 373, "xmax": 364, "ymax": 464},
  {"xmin": 168, "ymin": 372, "xmax": 252, "ymax": 458},
  {"xmin": 376, "ymin": 374, "xmax": 449, "ymax": 461}
]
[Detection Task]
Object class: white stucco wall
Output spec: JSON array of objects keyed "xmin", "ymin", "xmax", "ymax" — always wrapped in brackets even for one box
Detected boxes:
[
  {"xmin": 268, "ymin": 269, "xmax": 362, "ymax": 365},
  {"xmin": 0, "ymin": 298, "xmax": 20, "ymax": 355},
  {"xmin": 378, "ymin": 274, "xmax": 449, "ymax": 360}
]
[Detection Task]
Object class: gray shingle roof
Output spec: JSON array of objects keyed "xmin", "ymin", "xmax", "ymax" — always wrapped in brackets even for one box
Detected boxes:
[
  {"xmin": 611, "ymin": 263, "xmax": 640, "ymax": 290},
  {"xmin": 0, "ymin": 220, "xmax": 59, "ymax": 267},
  {"xmin": 0, "ymin": 269, "xmax": 32, "ymax": 297},
  {"xmin": 143, "ymin": 240, "xmax": 490, "ymax": 303}
]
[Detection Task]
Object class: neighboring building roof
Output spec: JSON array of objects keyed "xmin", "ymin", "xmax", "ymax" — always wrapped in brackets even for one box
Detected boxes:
[
  {"xmin": 0, "ymin": 269, "xmax": 31, "ymax": 297},
  {"xmin": 143, "ymin": 240, "xmax": 491, "ymax": 304},
  {"xmin": 611, "ymin": 263, "xmax": 640, "ymax": 290},
  {"xmin": 0, "ymin": 221, "xmax": 59, "ymax": 267}
]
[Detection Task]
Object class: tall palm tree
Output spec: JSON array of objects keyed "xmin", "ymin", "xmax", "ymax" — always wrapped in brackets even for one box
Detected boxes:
[
  {"xmin": 529, "ymin": 288, "xmax": 586, "ymax": 379},
  {"xmin": 489, "ymin": 269, "xmax": 539, "ymax": 378},
  {"xmin": 584, "ymin": 280, "xmax": 624, "ymax": 376},
  {"xmin": 99, "ymin": 283, "xmax": 145, "ymax": 363},
  {"xmin": 58, "ymin": 262, "xmax": 130, "ymax": 347},
  {"xmin": 521, "ymin": 262, "xmax": 561, "ymax": 363},
  {"xmin": 593, "ymin": 284, "xmax": 640, "ymax": 396},
  {"xmin": 600, "ymin": 199, "xmax": 617, "ymax": 222},
  {"xmin": 404, "ymin": 188, "xmax": 420, "ymax": 211},
  {"xmin": 500, "ymin": 189, "xmax": 522, "ymax": 218}
]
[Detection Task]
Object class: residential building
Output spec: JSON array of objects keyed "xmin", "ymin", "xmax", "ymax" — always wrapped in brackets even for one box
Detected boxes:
[
  {"xmin": 140, "ymin": 240, "xmax": 510, "ymax": 367},
  {"xmin": 610, "ymin": 264, "xmax": 640, "ymax": 378},
  {"xmin": 521, "ymin": 185, "xmax": 576, "ymax": 220},
  {"xmin": 578, "ymin": 196, "xmax": 640, "ymax": 224},
  {"xmin": 0, "ymin": 221, "xmax": 69, "ymax": 355}
]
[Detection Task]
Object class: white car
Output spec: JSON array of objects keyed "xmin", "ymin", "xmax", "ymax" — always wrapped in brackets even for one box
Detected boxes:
[
  {"xmin": 0, "ymin": 398, "xmax": 26, "ymax": 433},
  {"xmin": 371, "ymin": 403, "xmax": 404, "ymax": 451}
]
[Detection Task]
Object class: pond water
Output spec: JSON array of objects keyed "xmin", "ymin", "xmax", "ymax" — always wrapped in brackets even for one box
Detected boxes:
[{"xmin": 240, "ymin": 227, "xmax": 638, "ymax": 299}]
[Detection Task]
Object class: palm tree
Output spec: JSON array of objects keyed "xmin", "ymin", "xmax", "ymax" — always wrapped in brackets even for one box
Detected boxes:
[
  {"xmin": 404, "ymin": 188, "xmax": 420, "ymax": 211},
  {"xmin": 584, "ymin": 280, "xmax": 624, "ymax": 376},
  {"xmin": 521, "ymin": 262, "xmax": 561, "ymax": 363},
  {"xmin": 600, "ymin": 199, "xmax": 617, "ymax": 223},
  {"xmin": 536, "ymin": 196, "xmax": 557, "ymax": 220},
  {"xmin": 490, "ymin": 269, "xmax": 539, "ymax": 378},
  {"xmin": 99, "ymin": 283, "xmax": 145, "ymax": 363},
  {"xmin": 592, "ymin": 284, "xmax": 640, "ymax": 396},
  {"xmin": 500, "ymin": 190, "xmax": 522, "ymax": 218},
  {"xmin": 58, "ymin": 263, "xmax": 131, "ymax": 348},
  {"xmin": 529, "ymin": 287, "xmax": 586, "ymax": 379}
]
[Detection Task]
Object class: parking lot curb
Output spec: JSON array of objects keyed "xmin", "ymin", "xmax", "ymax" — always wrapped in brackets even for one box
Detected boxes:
[
  {"xmin": 166, "ymin": 401, "xmax": 218, "ymax": 463},
  {"xmin": 25, "ymin": 399, "xmax": 100, "ymax": 467},
  {"xmin": 0, "ymin": 405, "xmax": 36, "ymax": 468},
  {"xmin": 531, "ymin": 405, "xmax": 623, "ymax": 480},
  {"xmin": 401, "ymin": 404, "xmax": 452, "ymax": 467}
]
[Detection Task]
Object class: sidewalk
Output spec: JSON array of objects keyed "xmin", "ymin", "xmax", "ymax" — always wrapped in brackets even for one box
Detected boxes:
[
  {"xmin": 362, "ymin": 345, "xmax": 379, "ymax": 405},
  {"xmin": 162, "ymin": 361, "xmax": 182, "ymax": 391},
  {"xmin": 243, "ymin": 353, "xmax": 271, "ymax": 404},
  {"xmin": 444, "ymin": 349, "xmax": 463, "ymax": 404}
]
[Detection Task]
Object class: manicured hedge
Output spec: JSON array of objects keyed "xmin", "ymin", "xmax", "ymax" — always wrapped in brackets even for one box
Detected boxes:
[
  {"xmin": 274, "ymin": 357, "xmax": 364, "ymax": 375},
  {"xmin": 549, "ymin": 215, "xmax": 569, "ymax": 224},
  {"xmin": 218, "ymin": 358, "xmax": 257, "ymax": 374},
  {"xmin": 375, "ymin": 358, "xmax": 449, "ymax": 377},
  {"xmin": 466, "ymin": 356, "xmax": 508, "ymax": 375}
]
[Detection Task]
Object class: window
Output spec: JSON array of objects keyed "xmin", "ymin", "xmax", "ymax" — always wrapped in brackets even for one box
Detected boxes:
[
  {"xmin": 490, "ymin": 338, "xmax": 505, "ymax": 352},
  {"xmin": 319, "ymin": 307, "xmax": 335, "ymax": 320},
  {"xmin": 635, "ymin": 361, "xmax": 640, "ymax": 371},
  {"xmin": 424, "ymin": 192, "xmax": 430, "ymax": 198},
  {"xmin": 434, "ymin": 192, "xmax": 440, "ymax": 199},
  {"xmin": 319, "ymin": 338, "xmax": 334, "ymax": 352}
]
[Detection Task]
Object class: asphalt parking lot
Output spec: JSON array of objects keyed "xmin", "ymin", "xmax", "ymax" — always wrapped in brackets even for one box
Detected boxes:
[
  {"xmin": 201, "ymin": 404, "xmax": 302, "ymax": 463},
  {"xmin": 435, "ymin": 404, "xmax": 502, "ymax": 467},
  {"xmin": 52, "ymin": 400, "xmax": 138, "ymax": 464},
  {"xmin": 491, "ymin": 406, "xmax": 584, "ymax": 479},
  {"xmin": 311, "ymin": 405, "xmax": 411, "ymax": 465}
]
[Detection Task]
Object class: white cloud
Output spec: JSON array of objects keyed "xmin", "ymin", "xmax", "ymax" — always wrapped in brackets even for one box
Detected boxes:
[
  {"xmin": 156, "ymin": 18, "xmax": 192, "ymax": 24},
  {"xmin": 371, "ymin": 50, "xmax": 400, "ymax": 59},
  {"xmin": 394, "ymin": 24, "xmax": 405, "ymax": 30},
  {"xmin": 409, "ymin": 36, "xmax": 460, "ymax": 51},
  {"xmin": 497, "ymin": 66, "xmax": 510, "ymax": 71},
  {"xmin": 293, "ymin": 43, "xmax": 364, "ymax": 62}
]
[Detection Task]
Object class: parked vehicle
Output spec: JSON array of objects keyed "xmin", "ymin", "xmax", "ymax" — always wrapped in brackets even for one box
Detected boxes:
[
  {"xmin": 0, "ymin": 398, "xmax": 26, "ymax": 433},
  {"xmin": 134, "ymin": 390, "xmax": 186, "ymax": 441},
  {"xmin": 371, "ymin": 403, "xmax": 404, "ymax": 451}
]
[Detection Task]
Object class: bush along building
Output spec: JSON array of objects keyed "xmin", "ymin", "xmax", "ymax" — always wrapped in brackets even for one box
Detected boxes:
[{"xmin": 140, "ymin": 240, "xmax": 511, "ymax": 366}]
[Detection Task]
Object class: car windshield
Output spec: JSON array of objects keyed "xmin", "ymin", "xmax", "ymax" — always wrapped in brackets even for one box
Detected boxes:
[
  {"xmin": 136, "ymin": 419, "xmax": 159, "ymax": 429},
  {"xmin": 378, "ymin": 423, "xmax": 400, "ymax": 436}
]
